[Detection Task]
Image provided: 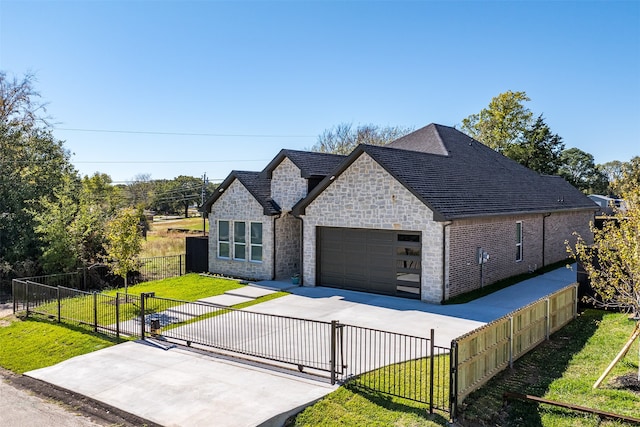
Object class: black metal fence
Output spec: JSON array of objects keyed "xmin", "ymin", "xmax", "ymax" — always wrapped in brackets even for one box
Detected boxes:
[{"xmin": 12, "ymin": 281, "xmax": 452, "ymax": 414}]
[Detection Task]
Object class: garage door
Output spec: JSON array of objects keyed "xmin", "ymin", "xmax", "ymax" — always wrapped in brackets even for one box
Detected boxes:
[{"xmin": 317, "ymin": 227, "xmax": 421, "ymax": 298}]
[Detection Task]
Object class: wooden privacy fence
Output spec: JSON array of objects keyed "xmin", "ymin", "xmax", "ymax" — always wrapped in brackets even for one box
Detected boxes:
[{"xmin": 450, "ymin": 283, "xmax": 578, "ymax": 415}]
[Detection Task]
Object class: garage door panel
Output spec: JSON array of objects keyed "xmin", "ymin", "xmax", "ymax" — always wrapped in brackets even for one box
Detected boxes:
[{"xmin": 318, "ymin": 227, "xmax": 420, "ymax": 298}]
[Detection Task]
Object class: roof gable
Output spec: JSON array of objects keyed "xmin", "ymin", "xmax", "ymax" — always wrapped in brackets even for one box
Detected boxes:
[
  {"xmin": 261, "ymin": 149, "xmax": 346, "ymax": 179},
  {"xmin": 202, "ymin": 171, "xmax": 280, "ymax": 216}
]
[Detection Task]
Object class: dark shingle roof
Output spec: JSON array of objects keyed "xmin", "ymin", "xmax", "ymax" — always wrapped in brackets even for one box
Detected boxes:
[
  {"xmin": 202, "ymin": 171, "xmax": 280, "ymax": 216},
  {"xmin": 261, "ymin": 149, "xmax": 346, "ymax": 178},
  {"xmin": 295, "ymin": 124, "xmax": 598, "ymax": 220}
]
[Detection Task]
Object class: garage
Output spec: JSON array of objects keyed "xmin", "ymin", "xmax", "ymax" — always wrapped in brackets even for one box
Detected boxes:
[{"xmin": 317, "ymin": 227, "xmax": 422, "ymax": 298}]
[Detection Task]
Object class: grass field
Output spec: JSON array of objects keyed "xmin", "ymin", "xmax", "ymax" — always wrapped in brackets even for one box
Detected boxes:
[{"xmin": 141, "ymin": 216, "xmax": 207, "ymax": 258}]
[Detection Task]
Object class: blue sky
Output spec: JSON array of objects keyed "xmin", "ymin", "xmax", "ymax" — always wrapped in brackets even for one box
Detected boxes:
[{"xmin": 1, "ymin": 0, "xmax": 638, "ymax": 183}]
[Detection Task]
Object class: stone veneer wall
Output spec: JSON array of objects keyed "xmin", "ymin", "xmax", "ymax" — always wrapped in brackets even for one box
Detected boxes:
[
  {"xmin": 302, "ymin": 153, "xmax": 444, "ymax": 303},
  {"xmin": 275, "ymin": 213, "xmax": 301, "ymax": 280},
  {"xmin": 271, "ymin": 157, "xmax": 307, "ymax": 211},
  {"xmin": 447, "ymin": 210, "xmax": 594, "ymax": 299},
  {"xmin": 208, "ymin": 179, "xmax": 273, "ymax": 280}
]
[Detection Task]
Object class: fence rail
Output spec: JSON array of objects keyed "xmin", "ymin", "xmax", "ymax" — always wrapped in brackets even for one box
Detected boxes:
[
  {"xmin": 450, "ymin": 283, "xmax": 578, "ymax": 415},
  {"xmin": 11, "ymin": 274, "xmax": 581, "ymax": 419}
]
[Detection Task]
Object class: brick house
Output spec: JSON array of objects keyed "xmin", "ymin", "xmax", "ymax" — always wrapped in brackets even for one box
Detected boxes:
[{"xmin": 203, "ymin": 124, "xmax": 597, "ymax": 303}]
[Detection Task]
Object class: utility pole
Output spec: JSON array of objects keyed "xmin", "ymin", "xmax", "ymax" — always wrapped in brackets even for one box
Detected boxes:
[{"xmin": 201, "ymin": 173, "xmax": 208, "ymax": 236}]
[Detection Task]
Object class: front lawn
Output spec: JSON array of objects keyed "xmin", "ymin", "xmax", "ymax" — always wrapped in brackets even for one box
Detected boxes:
[{"xmin": 0, "ymin": 317, "xmax": 117, "ymax": 374}]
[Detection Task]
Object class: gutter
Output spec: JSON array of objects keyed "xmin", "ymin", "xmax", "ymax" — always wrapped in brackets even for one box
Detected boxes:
[
  {"xmin": 542, "ymin": 212, "xmax": 551, "ymax": 267},
  {"xmin": 292, "ymin": 212, "xmax": 304, "ymax": 285}
]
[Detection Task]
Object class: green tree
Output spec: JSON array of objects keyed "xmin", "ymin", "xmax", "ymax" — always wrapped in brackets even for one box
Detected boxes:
[
  {"xmin": 503, "ymin": 115, "xmax": 565, "ymax": 175},
  {"xmin": 151, "ymin": 175, "xmax": 203, "ymax": 217},
  {"xmin": 311, "ymin": 123, "xmax": 413, "ymax": 155},
  {"xmin": 615, "ymin": 156, "xmax": 640, "ymax": 197},
  {"xmin": 0, "ymin": 72, "xmax": 76, "ymax": 277},
  {"xmin": 599, "ymin": 160, "xmax": 624, "ymax": 196},
  {"xmin": 568, "ymin": 186, "xmax": 640, "ymax": 379},
  {"xmin": 32, "ymin": 175, "xmax": 81, "ymax": 273},
  {"xmin": 460, "ymin": 90, "xmax": 533, "ymax": 153},
  {"xmin": 558, "ymin": 148, "xmax": 608, "ymax": 193},
  {"xmin": 105, "ymin": 207, "xmax": 143, "ymax": 295}
]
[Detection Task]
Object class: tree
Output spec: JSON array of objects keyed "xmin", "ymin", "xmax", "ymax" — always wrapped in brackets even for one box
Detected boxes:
[
  {"xmin": 126, "ymin": 173, "xmax": 153, "ymax": 208},
  {"xmin": 503, "ymin": 115, "xmax": 565, "ymax": 175},
  {"xmin": 558, "ymin": 148, "xmax": 608, "ymax": 193},
  {"xmin": 0, "ymin": 72, "xmax": 76, "ymax": 278},
  {"xmin": 151, "ymin": 175, "xmax": 203, "ymax": 217},
  {"xmin": 460, "ymin": 90, "xmax": 533, "ymax": 153},
  {"xmin": 105, "ymin": 207, "xmax": 143, "ymax": 295},
  {"xmin": 311, "ymin": 123, "xmax": 413, "ymax": 155},
  {"xmin": 615, "ymin": 156, "xmax": 640, "ymax": 197},
  {"xmin": 599, "ymin": 160, "xmax": 624, "ymax": 196},
  {"xmin": 568, "ymin": 185, "xmax": 640, "ymax": 379}
]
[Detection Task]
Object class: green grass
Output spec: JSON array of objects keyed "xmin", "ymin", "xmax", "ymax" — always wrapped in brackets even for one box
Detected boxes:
[
  {"xmin": 444, "ymin": 259, "xmax": 571, "ymax": 305},
  {"xmin": 460, "ymin": 309, "xmax": 640, "ymax": 427},
  {"xmin": 289, "ymin": 355, "xmax": 451, "ymax": 427},
  {"xmin": 0, "ymin": 318, "xmax": 118, "ymax": 374},
  {"xmin": 288, "ymin": 309, "xmax": 639, "ymax": 427}
]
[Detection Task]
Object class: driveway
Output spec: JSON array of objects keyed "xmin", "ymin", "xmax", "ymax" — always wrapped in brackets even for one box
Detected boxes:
[{"xmin": 24, "ymin": 265, "xmax": 578, "ymax": 427}]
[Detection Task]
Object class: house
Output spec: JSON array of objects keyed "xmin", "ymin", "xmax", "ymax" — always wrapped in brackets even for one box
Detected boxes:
[
  {"xmin": 587, "ymin": 194, "xmax": 626, "ymax": 216},
  {"xmin": 203, "ymin": 124, "xmax": 597, "ymax": 303}
]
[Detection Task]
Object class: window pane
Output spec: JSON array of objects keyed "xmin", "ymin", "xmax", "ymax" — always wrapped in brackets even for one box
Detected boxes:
[
  {"xmin": 516, "ymin": 222, "xmax": 522, "ymax": 243},
  {"xmin": 234, "ymin": 243, "xmax": 246, "ymax": 260},
  {"xmin": 397, "ymin": 247, "xmax": 420, "ymax": 256},
  {"xmin": 251, "ymin": 223, "xmax": 262, "ymax": 244},
  {"xmin": 398, "ymin": 234, "xmax": 420, "ymax": 242},
  {"xmin": 219, "ymin": 221, "xmax": 229, "ymax": 241},
  {"xmin": 396, "ymin": 272, "xmax": 420, "ymax": 282},
  {"xmin": 251, "ymin": 245, "xmax": 262, "ymax": 262},
  {"xmin": 219, "ymin": 242, "xmax": 230, "ymax": 258},
  {"xmin": 234, "ymin": 222, "xmax": 246, "ymax": 243}
]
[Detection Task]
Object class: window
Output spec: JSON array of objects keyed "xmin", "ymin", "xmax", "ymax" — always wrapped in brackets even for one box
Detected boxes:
[
  {"xmin": 516, "ymin": 221, "xmax": 523, "ymax": 262},
  {"xmin": 218, "ymin": 221, "xmax": 230, "ymax": 259},
  {"xmin": 233, "ymin": 221, "xmax": 246, "ymax": 260},
  {"xmin": 250, "ymin": 222, "xmax": 263, "ymax": 262}
]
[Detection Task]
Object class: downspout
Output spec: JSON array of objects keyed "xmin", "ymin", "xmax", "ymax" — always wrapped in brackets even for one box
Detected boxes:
[
  {"xmin": 293, "ymin": 213, "xmax": 304, "ymax": 285},
  {"xmin": 441, "ymin": 221, "xmax": 453, "ymax": 304},
  {"xmin": 272, "ymin": 214, "xmax": 281, "ymax": 281},
  {"xmin": 542, "ymin": 213, "xmax": 550, "ymax": 268}
]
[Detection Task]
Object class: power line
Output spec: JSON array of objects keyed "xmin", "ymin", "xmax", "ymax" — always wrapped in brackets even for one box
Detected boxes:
[{"xmin": 55, "ymin": 127, "xmax": 316, "ymax": 138}]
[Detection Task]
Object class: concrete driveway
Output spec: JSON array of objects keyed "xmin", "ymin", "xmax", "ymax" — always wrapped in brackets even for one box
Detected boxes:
[{"xmin": 24, "ymin": 265, "xmax": 578, "ymax": 427}]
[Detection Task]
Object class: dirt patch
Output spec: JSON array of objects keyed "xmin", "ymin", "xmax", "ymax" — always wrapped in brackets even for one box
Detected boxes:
[
  {"xmin": 1, "ymin": 367, "xmax": 161, "ymax": 427},
  {"xmin": 611, "ymin": 373, "xmax": 640, "ymax": 395},
  {"xmin": 0, "ymin": 302, "xmax": 13, "ymax": 319}
]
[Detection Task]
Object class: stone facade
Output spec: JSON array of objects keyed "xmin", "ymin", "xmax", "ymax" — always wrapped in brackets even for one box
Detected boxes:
[
  {"xmin": 271, "ymin": 158, "xmax": 307, "ymax": 211},
  {"xmin": 301, "ymin": 153, "xmax": 444, "ymax": 303},
  {"xmin": 275, "ymin": 213, "xmax": 301, "ymax": 280},
  {"xmin": 208, "ymin": 179, "xmax": 273, "ymax": 280}
]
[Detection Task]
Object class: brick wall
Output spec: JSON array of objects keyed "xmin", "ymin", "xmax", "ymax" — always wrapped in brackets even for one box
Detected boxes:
[
  {"xmin": 208, "ymin": 179, "xmax": 273, "ymax": 280},
  {"xmin": 447, "ymin": 210, "xmax": 594, "ymax": 298}
]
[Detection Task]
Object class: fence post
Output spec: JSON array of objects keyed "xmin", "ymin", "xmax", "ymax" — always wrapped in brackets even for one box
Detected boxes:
[
  {"xmin": 93, "ymin": 292, "xmax": 98, "ymax": 332},
  {"xmin": 449, "ymin": 340, "xmax": 458, "ymax": 422},
  {"xmin": 509, "ymin": 316, "xmax": 514, "ymax": 368},
  {"xmin": 179, "ymin": 255, "xmax": 183, "ymax": 276},
  {"xmin": 573, "ymin": 283, "xmax": 579, "ymax": 319},
  {"xmin": 140, "ymin": 293, "xmax": 146, "ymax": 340},
  {"xmin": 25, "ymin": 281, "xmax": 29, "ymax": 318},
  {"xmin": 429, "ymin": 328, "xmax": 435, "ymax": 414},
  {"xmin": 330, "ymin": 320, "xmax": 338, "ymax": 385},
  {"xmin": 12, "ymin": 280, "xmax": 16, "ymax": 314},
  {"xmin": 545, "ymin": 298, "xmax": 550, "ymax": 340},
  {"xmin": 116, "ymin": 293, "xmax": 120, "ymax": 340},
  {"xmin": 57, "ymin": 286, "xmax": 61, "ymax": 323}
]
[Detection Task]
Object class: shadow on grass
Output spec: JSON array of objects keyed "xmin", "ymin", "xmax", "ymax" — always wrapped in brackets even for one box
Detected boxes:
[
  {"xmin": 344, "ymin": 382, "xmax": 451, "ymax": 425},
  {"xmin": 459, "ymin": 309, "xmax": 605, "ymax": 426}
]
